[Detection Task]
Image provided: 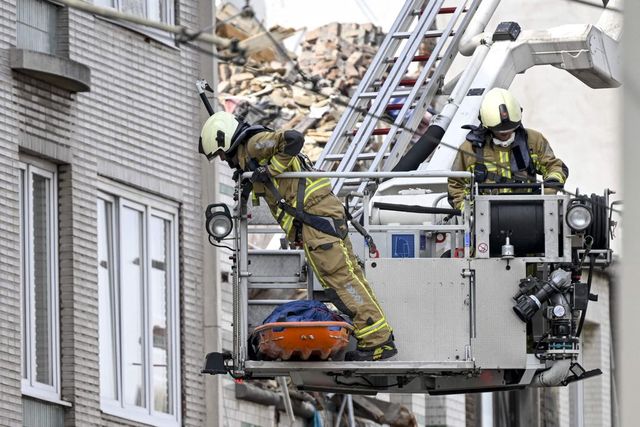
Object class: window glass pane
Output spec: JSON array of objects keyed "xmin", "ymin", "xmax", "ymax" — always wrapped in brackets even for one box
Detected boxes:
[
  {"xmin": 149, "ymin": 216, "xmax": 171, "ymax": 413},
  {"xmin": 17, "ymin": 0, "xmax": 56, "ymax": 54},
  {"xmin": 121, "ymin": 206, "xmax": 145, "ymax": 407},
  {"xmin": 33, "ymin": 173, "xmax": 52, "ymax": 386},
  {"xmin": 20, "ymin": 170, "xmax": 28, "ymax": 380},
  {"xmin": 147, "ymin": 0, "xmax": 160, "ymax": 22},
  {"xmin": 121, "ymin": 0, "xmax": 145, "ymax": 18},
  {"xmin": 93, "ymin": 0, "xmax": 115, "ymax": 8},
  {"xmin": 98, "ymin": 198, "xmax": 118, "ymax": 400},
  {"xmin": 150, "ymin": 216, "xmax": 171, "ymax": 413}
]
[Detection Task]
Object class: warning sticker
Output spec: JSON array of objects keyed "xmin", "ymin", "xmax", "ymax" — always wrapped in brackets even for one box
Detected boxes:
[{"xmin": 477, "ymin": 243, "xmax": 489, "ymax": 253}]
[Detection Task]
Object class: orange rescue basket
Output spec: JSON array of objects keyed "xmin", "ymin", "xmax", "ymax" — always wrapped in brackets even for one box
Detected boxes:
[{"xmin": 254, "ymin": 321, "xmax": 353, "ymax": 361}]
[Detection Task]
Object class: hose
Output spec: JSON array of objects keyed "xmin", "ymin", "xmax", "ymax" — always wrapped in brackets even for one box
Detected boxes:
[
  {"xmin": 575, "ymin": 254, "xmax": 596, "ymax": 338},
  {"xmin": 392, "ymin": 124, "xmax": 445, "ymax": 172},
  {"xmin": 373, "ymin": 202, "xmax": 461, "ymax": 216},
  {"xmin": 587, "ymin": 194, "xmax": 608, "ymax": 249},
  {"xmin": 531, "ymin": 360, "xmax": 572, "ymax": 387}
]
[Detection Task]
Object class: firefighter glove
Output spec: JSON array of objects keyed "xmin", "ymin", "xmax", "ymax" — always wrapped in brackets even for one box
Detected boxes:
[
  {"xmin": 544, "ymin": 178, "xmax": 562, "ymax": 187},
  {"xmin": 251, "ymin": 166, "xmax": 272, "ymax": 183}
]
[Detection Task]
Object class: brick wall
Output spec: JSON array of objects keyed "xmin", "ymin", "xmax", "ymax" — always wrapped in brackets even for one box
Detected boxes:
[
  {"xmin": 0, "ymin": 0, "xmax": 207, "ymax": 425},
  {"xmin": 425, "ymin": 395, "xmax": 466, "ymax": 427},
  {"xmin": 0, "ymin": 2, "xmax": 22, "ymax": 424},
  {"xmin": 553, "ymin": 272, "xmax": 612, "ymax": 427},
  {"xmin": 582, "ymin": 275, "xmax": 612, "ymax": 427}
]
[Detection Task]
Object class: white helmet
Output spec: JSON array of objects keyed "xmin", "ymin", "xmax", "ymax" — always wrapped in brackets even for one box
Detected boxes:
[
  {"xmin": 199, "ymin": 111, "xmax": 240, "ymax": 160},
  {"xmin": 479, "ymin": 88, "xmax": 522, "ymax": 133}
]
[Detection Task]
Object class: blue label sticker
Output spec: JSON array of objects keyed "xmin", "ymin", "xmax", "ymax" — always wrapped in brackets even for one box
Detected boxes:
[{"xmin": 392, "ymin": 234, "xmax": 415, "ymax": 258}]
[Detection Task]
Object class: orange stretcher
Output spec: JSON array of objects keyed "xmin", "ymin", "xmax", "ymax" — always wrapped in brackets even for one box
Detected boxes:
[{"xmin": 254, "ymin": 321, "xmax": 353, "ymax": 361}]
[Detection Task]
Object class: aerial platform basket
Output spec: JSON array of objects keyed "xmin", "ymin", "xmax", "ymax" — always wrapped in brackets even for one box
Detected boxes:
[{"xmin": 254, "ymin": 321, "xmax": 353, "ymax": 361}]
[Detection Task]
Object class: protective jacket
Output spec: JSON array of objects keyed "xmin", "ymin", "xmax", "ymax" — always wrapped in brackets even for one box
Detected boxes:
[
  {"xmin": 227, "ymin": 126, "xmax": 393, "ymax": 349},
  {"xmin": 448, "ymin": 127, "xmax": 569, "ymax": 210},
  {"xmin": 230, "ymin": 126, "xmax": 336, "ymax": 241}
]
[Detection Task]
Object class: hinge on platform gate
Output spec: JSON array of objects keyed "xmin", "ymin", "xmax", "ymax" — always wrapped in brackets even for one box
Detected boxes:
[{"xmin": 299, "ymin": 263, "xmax": 308, "ymax": 282}]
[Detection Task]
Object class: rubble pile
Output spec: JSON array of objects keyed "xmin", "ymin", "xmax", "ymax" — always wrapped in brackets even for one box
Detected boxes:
[{"xmin": 215, "ymin": 3, "xmax": 386, "ymax": 160}]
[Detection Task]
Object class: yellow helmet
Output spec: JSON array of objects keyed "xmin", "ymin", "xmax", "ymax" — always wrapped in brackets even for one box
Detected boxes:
[
  {"xmin": 199, "ymin": 111, "xmax": 240, "ymax": 160},
  {"xmin": 479, "ymin": 88, "xmax": 522, "ymax": 133}
]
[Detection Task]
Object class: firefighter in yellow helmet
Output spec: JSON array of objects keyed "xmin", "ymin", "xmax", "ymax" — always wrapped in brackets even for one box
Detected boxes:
[
  {"xmin": 448, "ymin": 88, "xmax": 569, "ymax": 210},
  {"xmin": 200, "ymin": 112, "xmax": 396, "ymax": 361}
]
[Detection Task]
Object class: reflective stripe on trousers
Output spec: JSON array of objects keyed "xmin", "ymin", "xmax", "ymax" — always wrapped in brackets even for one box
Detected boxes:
[{"xmin": 303, "ymin": 233, "xmax": 392, "ymax": 349}]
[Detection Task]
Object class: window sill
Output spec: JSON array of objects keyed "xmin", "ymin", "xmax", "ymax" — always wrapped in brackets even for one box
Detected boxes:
[
  {"xmin": 10, "ymin": 48, "xmax": 91, "ymax": 93},
  {"xmin": 101, "ymin": 401, "xmax": 179, "ymax": 427},
  {"xmin": 22, "ymin": 388, "xmax": 73, "ymax": 408}
]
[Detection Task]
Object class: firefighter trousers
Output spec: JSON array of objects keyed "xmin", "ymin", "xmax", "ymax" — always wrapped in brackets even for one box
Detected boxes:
[{"xmin": 300, "ymin": 196, "xmax": 392, "ymax": 349}]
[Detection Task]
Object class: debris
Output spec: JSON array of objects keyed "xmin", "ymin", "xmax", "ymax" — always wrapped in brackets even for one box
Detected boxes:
[{"xmin": 215, "ymin": 10, "xmax": 387, "ymax": 161}]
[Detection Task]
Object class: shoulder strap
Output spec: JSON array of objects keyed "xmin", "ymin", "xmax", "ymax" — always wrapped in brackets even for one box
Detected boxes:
[
  {"xmin": 509, "ymin": 128, "xmax": 534, "ymax": 176},
  {"xmin": 228, "ymin": 124, "xmax": 272, "ymax": 157}
]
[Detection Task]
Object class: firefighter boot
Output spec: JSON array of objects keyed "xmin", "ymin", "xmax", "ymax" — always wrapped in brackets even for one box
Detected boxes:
[{"xmin": 344, "ymin": 339, "xmax": 398, "ymax": 361}]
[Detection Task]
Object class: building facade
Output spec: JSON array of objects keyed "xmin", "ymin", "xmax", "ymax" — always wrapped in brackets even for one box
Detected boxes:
[
  {"xmin": 1, "ymin": 0, "xmax": 210, "ymax": 425},
  {"xmin": 0, "ymin": 0, "xmax": 618, "ymax": 426}
]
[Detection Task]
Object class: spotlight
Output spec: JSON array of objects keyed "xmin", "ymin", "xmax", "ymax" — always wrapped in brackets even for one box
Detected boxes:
[
  {"xmin": 205, "ymin": 204, "xmax": 233, "ymax": 242},
  {"xmin": 566, "ymin": 199, "xmax": 592, "ymax": 232}
]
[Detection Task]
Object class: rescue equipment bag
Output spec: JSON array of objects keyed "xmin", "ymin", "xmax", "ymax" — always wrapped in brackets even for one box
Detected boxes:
[{"xmin": 262, "ymin": 300, "xmax": 351, "ymax": 324}]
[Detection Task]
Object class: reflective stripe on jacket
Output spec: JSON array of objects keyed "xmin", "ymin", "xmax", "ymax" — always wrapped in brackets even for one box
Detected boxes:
[
  {"xmin": 447, "ymin": 128, "xmax": 569, "ymax": 210},
  {"xmin": 235, "ymin": 130, "xmax": 332, "ymax": 239}
]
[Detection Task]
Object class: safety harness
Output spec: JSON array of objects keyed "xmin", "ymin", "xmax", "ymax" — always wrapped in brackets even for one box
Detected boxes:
[
  {"xmin": 465, "ymin": 125, "xmax": 537, "ymax": 185},
  {"xmin": 242, "ymin": 154, "xmax": 347, "ymax": 242},
  {"xmin": 228, "ymin": 125, "xmax": 376, "ymax": 248},
  {"xmin": 258, "ymin": 164, "xmax": 378, "ymax": 255},
  {"xmin": 267, "ymin": 159, "xmax": 348, "ymax": 241}
]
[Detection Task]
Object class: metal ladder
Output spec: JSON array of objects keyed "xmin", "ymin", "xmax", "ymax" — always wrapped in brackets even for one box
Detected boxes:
[{"xmin": 315, "ymin": 0, "xmax": 483, "ymax": 199}]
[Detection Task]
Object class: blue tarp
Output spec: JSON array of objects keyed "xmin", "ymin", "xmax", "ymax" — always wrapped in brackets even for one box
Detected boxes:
[{"xmin": 262, "ymin": 300, "xmax": 351, "ymax": 325}]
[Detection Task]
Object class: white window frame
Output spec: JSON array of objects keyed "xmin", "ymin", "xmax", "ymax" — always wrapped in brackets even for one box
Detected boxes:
[
  {"xmin": 94, "ymin": 0, "xmax": 175, "ymax": 23},
  {"xmin": 19, "ymin": 159, "xmax": 61, "ymax": 404},
  {"xmin": 98, "ymin": 182, "xmax": 181, "ymax": 427},
  {"xmin": 93, "ymin": 0, "xmax": 176, "ymax": 44}
]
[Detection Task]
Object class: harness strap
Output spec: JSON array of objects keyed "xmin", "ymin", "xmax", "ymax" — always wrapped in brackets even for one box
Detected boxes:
[
  {"xmin": 471, "ymin": 142, "xmax": 535, "ymax": 184},
  {"xmin": 249, "ymin": 164, "xmax": 345, "ymax": 240},
  {"xmin": 246, "ymin": 157, "xmax": 373, "ymax": 243}
]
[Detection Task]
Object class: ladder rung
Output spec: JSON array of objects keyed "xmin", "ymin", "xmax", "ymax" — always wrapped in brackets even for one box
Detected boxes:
[
  {"xmin": 386, "ymin": 103, "xmax": 410, "ymax": 111},
  {"xmin": 350, "ymin": 128, "xmax": 390, "ymax": 136},
  {"xmin": 324, "ymin": 152, "xmax": 389, "ymax": 161},
  {"xmin": 412, "ymin": 7, "xmax": 468, "ymax": 15},
  {"xmin": 392, "ymin": 30, "xmax": 447, "ymax": 39},
  {"xmin": 438, "ymin": 6, "xmax": 467, "ymax": 14},
  {"xmin": 372, "ymin": 78, "xmax": 423, "ymax": 87},
  {"xmin": 359, "ymin": 90, "xmax": 414, "ymax": 98},
  {"xmin": 399, "ymin": 78, "xmax": 418, "ymax": 86},
  {"xmin": 385, "ymin": 54, "xmax": 438, "ymax": 64}
]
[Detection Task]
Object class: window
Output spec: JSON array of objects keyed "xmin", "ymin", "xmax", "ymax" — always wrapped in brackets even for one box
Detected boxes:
[
  {"xmin": 13, "ymin": 0, "xmax": 91, "ymax": 93},
  {"xmin": 98, "ymin": 186, "xmax": 180, "ymax": 426},
  {"xmin": 20, "ymin": 161, "xmax": 60, "ymax": 402},
  {"xmin": 94, "ymin": 0, "xmax": 175, "ymax": 25},
  {"xmin": 17, "ymin": 0, "xmax": 60, "ymax": 55}
]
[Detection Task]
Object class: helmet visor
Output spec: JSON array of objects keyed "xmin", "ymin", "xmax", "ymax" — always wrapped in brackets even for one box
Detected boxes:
[
  {"xmin": 489, "ymin": 122, "xmax": 520, "ymax": 133},
  {"xmin": 199, "ymin": 136, "xmax": 222, "ymax": 161},
  {"xmin": 491, "ymin": 126, "xmax": 519, "ymax": 136}
]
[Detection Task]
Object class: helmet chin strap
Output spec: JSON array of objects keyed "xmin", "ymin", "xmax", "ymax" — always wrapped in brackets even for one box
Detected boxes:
[{"xmin": 493, "ymin": 132, "xmax": 516, "ymax": 147}]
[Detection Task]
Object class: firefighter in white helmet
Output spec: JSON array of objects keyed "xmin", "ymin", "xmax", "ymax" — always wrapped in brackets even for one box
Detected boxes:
[
  {"xmin": 200, "ymin": 112, "xmax": 396, "ymax": 361},
  {"xmin": 448, "ymin": 88, "xmax": 569, "ymax": 210}
]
